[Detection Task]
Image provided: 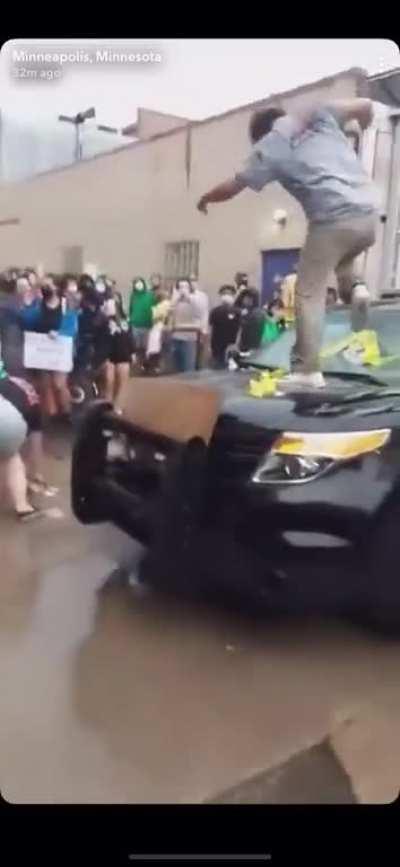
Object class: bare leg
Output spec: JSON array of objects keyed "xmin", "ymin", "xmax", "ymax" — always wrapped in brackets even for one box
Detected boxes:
[
  {"xmin": 3, "ymin": 453, "xmax": 33, "ymax": 514},
  {"xmin": 113, "ymin": 363, "xmax": 130, "ymax": 413},
  {"xmin": 99, "ymin": 360, "xmax": 115, "ymax": 403},
  {"xmin": 40, "ymin": 372, "xmax": 58, "ymax": 417},
  {"xmin": 52, "ymin": 372, "xmax": 71, "ymax": 415},
  {"xmin": 20, "ymin": 432, "xmax": 59, "ymax": 496}
]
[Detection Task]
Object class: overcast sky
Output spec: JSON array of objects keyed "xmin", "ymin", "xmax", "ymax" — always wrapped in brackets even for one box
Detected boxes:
[{"xmin": 1, "ymin": 39, "xmax": 399, "ymax": 128}]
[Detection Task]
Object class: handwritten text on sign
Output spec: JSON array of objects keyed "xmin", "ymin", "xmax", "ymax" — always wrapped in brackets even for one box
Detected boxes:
[{"xmin": 23, "ymin": 332, "xmax": 73, "ymax": 373}]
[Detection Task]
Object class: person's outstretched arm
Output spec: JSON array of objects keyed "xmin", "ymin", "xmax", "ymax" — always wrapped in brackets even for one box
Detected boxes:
[
  {"xmin": 197, "ymin": 177, "xmax": 246, "ymax": 214},
  {"xmin": 291, "ymin": 97, "xmax": 374, "ymax": 135}
]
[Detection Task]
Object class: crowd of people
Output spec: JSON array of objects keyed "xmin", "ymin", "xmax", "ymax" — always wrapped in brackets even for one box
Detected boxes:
[{"xmin": 0, "ymin": 261, "xmax": 342, "ymax": 522}]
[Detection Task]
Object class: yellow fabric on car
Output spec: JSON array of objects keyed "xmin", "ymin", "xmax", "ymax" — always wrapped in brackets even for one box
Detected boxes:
[{"xmin": 320, "ymin": 329, "xmax": 400, "ymax": 368}]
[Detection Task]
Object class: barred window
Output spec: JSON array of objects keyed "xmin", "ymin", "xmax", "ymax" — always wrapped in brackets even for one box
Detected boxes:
[{"xmin": 164, "ymin": 240, "xmax": 199, "ymax": 284}]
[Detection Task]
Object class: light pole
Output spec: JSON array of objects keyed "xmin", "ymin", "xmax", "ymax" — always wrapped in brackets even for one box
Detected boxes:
[
  {"xmin": 58, "ymin": 106, "xmax": 96, "ymax": 161},
  {"xmin": 58, "ymin": 108, "xmax": 121, "ymax": 162}
]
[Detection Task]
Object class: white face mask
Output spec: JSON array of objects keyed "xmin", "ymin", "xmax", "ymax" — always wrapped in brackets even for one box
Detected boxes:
[
  {"xmin": 135, "ymin": 283, "xmax": 145, "ymax": 292},
  {"xmin": 221, "ymin": 294, "xmax": 235, "ymax": 306},
  {"xmin": 96, "ymin": 280, "xmax": 106, "ymax": 294},
  {"xmin": 178, "ymin": 284, "xmax": 191, "ymax": 299}
]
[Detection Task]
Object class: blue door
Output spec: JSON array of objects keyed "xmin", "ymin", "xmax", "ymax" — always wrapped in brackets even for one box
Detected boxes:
[{"xmin": 262, "ymin": 248, "xmax": 300, "ymax": 304}]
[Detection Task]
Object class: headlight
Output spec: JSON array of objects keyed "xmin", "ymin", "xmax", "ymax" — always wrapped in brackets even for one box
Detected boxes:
[{"xmin": 252, "ymin": 429, "xmax": 391, "ymax": 485}]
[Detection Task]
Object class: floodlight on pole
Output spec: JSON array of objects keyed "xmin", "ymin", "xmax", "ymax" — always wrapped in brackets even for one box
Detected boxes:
[{"xmin": 58, "ymin": 107, "xmax": 96, "ymax": 161}]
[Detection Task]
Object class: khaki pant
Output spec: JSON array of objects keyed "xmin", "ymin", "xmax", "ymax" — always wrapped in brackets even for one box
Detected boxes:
[{"xmin": 291, "ymin": 213, "xmax": 377, "ymax": 373}]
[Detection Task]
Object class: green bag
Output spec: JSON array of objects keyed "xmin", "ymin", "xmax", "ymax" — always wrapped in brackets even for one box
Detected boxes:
[{"xmin": 261, "ymin": 318, "xmax": 280, "ymax": 345}]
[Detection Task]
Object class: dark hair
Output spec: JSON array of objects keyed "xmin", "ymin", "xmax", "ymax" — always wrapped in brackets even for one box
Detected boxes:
[
  {"xmin": 59, "ymin": 273, "xmax": 77, "ymax": 294},
  {"xmin": 235, "ymin": 271, "xmax": 248, "ymax": 287},
  {"xmin": 81, "ymin": 286, "xmax": 102, "ymax": 309},
  {"xmin": 249, "ymin": 107, "xmax": 286, "ymax": 143},
  {"xmin": 78, "ymin": 274, "xmax": 96, "ymax": 295},
  {"xmin": 218, "ymin": 284, "xmax": 236, "ymax": 296},
  {"xmin": 236, "ymin": 286, "xmax": 260, "ymax": 308},
  {"xmin": 0, "ymin": 273, "xmax": 16, "ymax": 295},
  {"xmin": 176, "ymin": 276, "xmax": 192, "ymax": 291}
]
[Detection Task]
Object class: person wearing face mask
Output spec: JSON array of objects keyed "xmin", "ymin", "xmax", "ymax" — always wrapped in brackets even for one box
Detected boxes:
[
  {"xmin": 31, "ymin": 274, "xmax": 72, "ymax": 422},
  {"xmin": 209, "ymin": 285, "xmax": 241, "ymax": 369},
  {"xmin": 128, "ymin": 277, "xmax": 155, "ymax": 368},
  {"xmin": 98, "ymin": 294, "xmax": 135, "ymax": 413},
  {"xmin": 95, "ymin": 276, "xmax": 108, "ymax": 298},
  {"xmin": 169, "ymin": 277, "xmax": 203, "ymax": 373},
  {"xmin": 17, "ymin": 275, "xmax": 42, "ymax": 331}
]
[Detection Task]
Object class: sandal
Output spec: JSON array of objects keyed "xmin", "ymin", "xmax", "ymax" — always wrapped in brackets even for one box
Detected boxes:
[{"xmin": 28, "ymin": 477, "xmax": 59, "ymax": 497}]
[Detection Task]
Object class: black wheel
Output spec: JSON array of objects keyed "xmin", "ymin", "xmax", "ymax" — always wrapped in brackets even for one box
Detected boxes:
[
  {"xmin": 365, "ymin": 502, "xmax": 400, "ymax": 634},
  {"xmin": 69, "ymin": 374, "xmax": 98, "ymax": 408}
]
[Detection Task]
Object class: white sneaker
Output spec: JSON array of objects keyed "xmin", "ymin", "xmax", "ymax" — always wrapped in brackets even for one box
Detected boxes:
[{"xmin": 279, "ymin": 372, "xmax": 326, "ymax": 390}]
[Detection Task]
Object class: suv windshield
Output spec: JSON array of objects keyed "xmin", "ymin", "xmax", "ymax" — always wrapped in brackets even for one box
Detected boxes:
[{"xmin": 249, "ymin": 304, "xmax": 400, "ymax": 386}]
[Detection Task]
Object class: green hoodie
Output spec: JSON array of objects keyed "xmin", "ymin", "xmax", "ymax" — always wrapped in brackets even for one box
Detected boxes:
[{"xmin": 129, "ymin": 287, "xmax": 154, "ymax": 329}]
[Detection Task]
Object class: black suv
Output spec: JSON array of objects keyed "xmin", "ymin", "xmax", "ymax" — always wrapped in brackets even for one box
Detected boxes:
[{"xmin": 72, "ymin": 303, "xmax": 400, "ymax": 632}]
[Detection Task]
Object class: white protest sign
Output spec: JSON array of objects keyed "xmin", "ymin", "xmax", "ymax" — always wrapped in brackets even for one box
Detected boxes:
[{"xmin": 23, "ymin": 332, "xmax": 73, "ymax": 373}]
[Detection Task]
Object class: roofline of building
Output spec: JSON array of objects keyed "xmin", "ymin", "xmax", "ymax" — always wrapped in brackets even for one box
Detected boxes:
[
  {"xmin": 122, "ymin": 106, "xmax": 191, "ymax": 135},
  {"xmin": 368, "ymin": 66, "xmax": 400, "ymax": 82},
  {"xmin": 6, "ymin": 66, "xmax": 368, "ymax": 186}
]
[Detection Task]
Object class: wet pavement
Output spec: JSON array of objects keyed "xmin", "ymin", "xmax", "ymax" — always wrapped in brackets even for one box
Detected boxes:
[{"xmin": 1, "ymin": 438, "xmax": 400, "ymax": 804}]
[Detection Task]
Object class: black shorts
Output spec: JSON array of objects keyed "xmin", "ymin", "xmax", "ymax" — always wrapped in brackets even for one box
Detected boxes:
[
  {"xmin": 108, "ymin": 348, "xmax": 132, "ymax": 365},
  {"xmin": 107, "ymin": 333, "xmax": 132, "ymax": 366}
]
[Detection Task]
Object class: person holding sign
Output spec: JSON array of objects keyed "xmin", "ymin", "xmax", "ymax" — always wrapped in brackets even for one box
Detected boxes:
[{"xmin": 31, "ymin": 275, "xmax": 74, "ymax": 421}]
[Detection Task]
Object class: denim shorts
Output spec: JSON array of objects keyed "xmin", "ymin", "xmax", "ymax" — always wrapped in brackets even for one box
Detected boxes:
[
  {"xmin": 0, "ymin": 395, "xmax": 28, "ymax": 459},
  {"xmin": 132, "ymin": 327, "xmax": 149, "ymax": 352}
]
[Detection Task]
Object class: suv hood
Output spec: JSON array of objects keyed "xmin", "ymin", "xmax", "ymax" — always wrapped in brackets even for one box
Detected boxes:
[{"xmin": 179, "ymin": 369, "xmax": 400, "ymax": 434}]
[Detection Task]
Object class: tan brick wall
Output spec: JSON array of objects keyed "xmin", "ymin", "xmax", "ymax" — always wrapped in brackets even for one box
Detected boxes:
[{"xmin": 0, "ymin": 70, "xmax": 373, "ymax": 301}]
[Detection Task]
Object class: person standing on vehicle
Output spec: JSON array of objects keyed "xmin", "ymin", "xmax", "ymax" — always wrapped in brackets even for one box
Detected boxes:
[
  {"xmin": 128, "ymin": 277, "xmax": 154, "ymax": 368},
  {"xmin": 209, "ymin": 285, "xmax": 241, "ymax": 369},
  {"xmin": 197, "ymin": 90, "xmax": 378, "ymax": 389}
]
